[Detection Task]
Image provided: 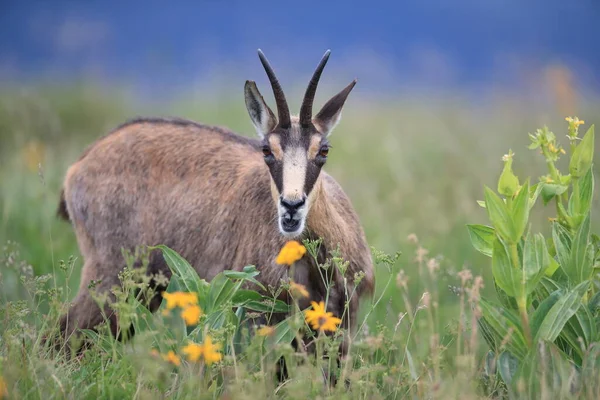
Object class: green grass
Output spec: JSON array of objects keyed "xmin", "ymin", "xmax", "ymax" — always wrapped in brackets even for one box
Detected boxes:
[{"xmin": 1, "ymin": 84, "xmax": 599, "ymax": 399}]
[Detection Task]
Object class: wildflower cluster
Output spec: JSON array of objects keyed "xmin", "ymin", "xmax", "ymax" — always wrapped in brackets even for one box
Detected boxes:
[
  {"xmin": 162, "ymin": 291, "xmax": 202, "ymax": 326},
  {"xmin": 182, "ymin": 336, "xmax": 223, "ymax": 365}
]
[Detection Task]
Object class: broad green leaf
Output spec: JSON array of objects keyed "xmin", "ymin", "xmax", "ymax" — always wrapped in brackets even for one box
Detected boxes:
[
  {"xmin": 242, "ymin": 300, "xmax": 290, "ymax": 313},
  {"xmin": 565, "ymin": 304, "xmax": 596, "ymax": 349},
  {"xmin": 479, "ymin": 298, "xmax": 528, "ymax": 360},
  {"xmin": 541, "ymin": 184, "xmax": 568, "ymax": 205},
  {"xmin": 552, "ymin": 222, "xmax": 572, "ymax": 278},
  {"xmin": 152, "ymin": 245, "xmax": 207, "ymax": 295},
  {"xmin": 510, "ymin": 180, "xmax": 530, "ymax": 242},
  {"xmin": 497, "ymin": 351, "xmax": 519, "ymax": 386},
  {"xmin": 223, "ymin": 265, "xmax": 266, "ymax": 291},
  {"xmin": 272, "ymin": 318, "xmax": 297, "ymax": 345},
  {"xmin": 522, "ymin": 232, "xmax": 549, "ymax": 294},
  {"xmin": 231, "ymin": 289, "xmax": 264, "ymax": 304},
  {"xmin": 494, "ymin": 280, "xmax": 519, "ymax": 310},
  {"xmin": 207, "ymin": 273, "xmax": 241, "ymax": 312},
  {"xmin": 466, "ymin": 224, "xmax": 495, "ymax": 257},
  {"xmin": 477, "ymin": 316, "xmax": 500, "ymax": 352},
  {"xmin": 492, "ymin": 236, "xmax": 521, "ymax": 298},
  {"xmin": 568, "ymin": 214, "xmax": 593, "ymax": 285},
  {"xmin": 569, "ymin": 168, "xmax": 594, "ymax": 222},
  {"xmin": 484, "ymin": 187, "xmax": 513, "ymax": 242},
  {"xmin": 512, "ymin": 341, "xmax": 575, "ymax": 399},
  {"xmin": 569, "ymin": 124, "xmax": 595, "ymax": 178},
  {"xmin": 529, "ymin": 182, "xmax": 544, "ymax": 210},
  {"xmin": 232, "ymin": 290, "xmax": 290, "ymax": 313},
  {"xmin": 534, "ymin": 281, "xmax": 588, "ymax": 343},
  {"xmin": 530, "ymin": 290, "xmax": 562, "ymax": 339}
]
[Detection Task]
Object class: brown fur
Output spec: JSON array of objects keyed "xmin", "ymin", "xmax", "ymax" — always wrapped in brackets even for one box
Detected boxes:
[{"xmin": 56, "ymin": 116, "xmax": 374, "ymax": 349}]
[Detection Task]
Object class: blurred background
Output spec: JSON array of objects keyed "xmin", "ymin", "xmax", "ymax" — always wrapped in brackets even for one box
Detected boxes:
[{"xmin": 1, "ymin": 0, "xmax": 600, "ymax": 329}]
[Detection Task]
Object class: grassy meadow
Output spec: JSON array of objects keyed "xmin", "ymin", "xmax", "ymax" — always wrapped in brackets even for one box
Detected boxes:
[{"xmin": 1, "ymin": 80, "xmax": 600, "ymax": 399}]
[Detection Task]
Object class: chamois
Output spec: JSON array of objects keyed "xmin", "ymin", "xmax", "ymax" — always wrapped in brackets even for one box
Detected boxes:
[{"xmin": 56, "ymin": 49, "xmax": 374, "ymax": 356}]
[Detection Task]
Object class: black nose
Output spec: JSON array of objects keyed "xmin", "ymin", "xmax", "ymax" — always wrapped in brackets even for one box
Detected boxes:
[{"xmin": 280, "ymin": 196, "xmax": 306, "ymax": 211}]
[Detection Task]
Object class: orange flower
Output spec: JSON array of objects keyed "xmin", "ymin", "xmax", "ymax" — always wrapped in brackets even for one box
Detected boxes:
[
  {"xmin": 276, "ymin": 241, "xmax": 306, "ymax": 265},
  {"xmin": 162, "ymin": 350, "xmax": 181, "ymax": 366},
  {"xmin": 162, "ymin": 291, "xmax": 198, "ymax": 310},
  {"xmin": 257, "ymin": 325, "xmax": 275, "ymax": 337},
  {"xmin": 182, "ymin": 336, "xmax": 222, "ymax": 365},
  {"xmin": 304, "ymin": 301, "xmax": 342, "ymax": 332},
  {"xmin": 289, "ymin": 281, "xmax": 309, "ymax": 298},
  {"xmin": 181, "ymin": 305, "xmax": 203, "ymax": 326}
]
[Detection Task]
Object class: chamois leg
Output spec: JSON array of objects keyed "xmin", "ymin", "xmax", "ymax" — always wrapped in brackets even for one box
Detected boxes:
[{"xmin": 56, "ymin": 259, "xmax": 123, "ymax": 351}]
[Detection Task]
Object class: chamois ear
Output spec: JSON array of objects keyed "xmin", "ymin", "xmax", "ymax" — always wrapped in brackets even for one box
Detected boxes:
[
  {"xmin": 244, "ymin": 80, "xmax": 277, "ymax": 138},
  {"xmin": 313, "ymin": 79, "xmax": 357, "ymax": 137}
]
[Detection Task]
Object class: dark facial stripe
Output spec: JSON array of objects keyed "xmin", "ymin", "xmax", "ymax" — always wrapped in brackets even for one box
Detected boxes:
[
  {"xmin": 304, "ymin": 161, "xmax": 322, "ymax": 195},
  {"xmin": 268, "ymin": 161, "xmax": 284, "ymax": 193}
]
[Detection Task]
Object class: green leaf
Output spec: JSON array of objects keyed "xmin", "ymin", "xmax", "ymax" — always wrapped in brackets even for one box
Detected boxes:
[
  {"xmin": 232, "ymin": 290, "xmax": 290, "ymax": 313},
  {"xmin": 206, "ymin": 273, "xmax": 241, "ymax": 312},
  {"xmin": 568, "ymin": 214, "xmax": 593, "ymax": 285},
  {"xmin": 152, "ymin": 245, "xmax": 208, "ymax": 295},
  {"xmin": 492, "ymin": 236, "xmax": 521, "ymax": 298},
  {"xmin": 530, "ymin": 289, "xmax": 562, "ymax": 339},
  {"xmin": 272, "ymin": 318, "xmax": 297, "ymax": 345},
  {"xmin": 552, "ymin": 222, "xmax": 573, "ymax": 279},
  {"xmin": 223, "ymin": 265, "xmax": 266, "ymax": 291},
  {"xmin": 479, "ymin": 298, "xmax": 528, "ymax": 360},
  {"xmin": 477, "ymin": 200, "xmax": 486, "ymax": 208},
  {"xmin": 534, "ymin": 281, "xmax": 588, "ymax": 343},
  {"xmin": 484, "ymin": 186, "xmax": 514, "ymax": 242},
  {"xmin": 522, "ymin": 232, "xmax": 549, "ymax": 294},
  {"xmin": 510, "ymin": 180, "xmax": 530, "ymax": 242},
  {"xmin": 466, "ymin": 224, "xmax": 495, "ymax": 257},
  {"xmin": 565, "ymin": 304, "xmax": 596, "ymax": 349},
  {"xmin": 497, "ymin": 351, "xmax": 520, "ymax": 386},
  {"xmin": 541, "ymin": 184, "xmax": 568, "ymax": 205},
  {"xmin": 242, "ymin": 300, "xmax": 290, "ymax": 313},
  {"xmin": 529, "ymin": 182, "xmax": 544, "ymax": 210},
  {"xmin": 569, "ymin": 124, "xmax": 595, "ymax": 178},
  {"xmin": 569, "ymin": 168, "xmax": 594, "ymax": 221}
]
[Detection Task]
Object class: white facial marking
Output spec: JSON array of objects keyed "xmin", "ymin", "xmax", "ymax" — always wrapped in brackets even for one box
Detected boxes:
[
  {"xmin": 278, "ymin": 146, "xmax": 308, "ymax": 237},
  {"xmin": 282, "ymin": 146, "xmax": 307, "ymax": 200}
]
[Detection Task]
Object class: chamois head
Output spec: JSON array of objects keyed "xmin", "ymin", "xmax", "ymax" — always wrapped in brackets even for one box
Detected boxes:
[{"xmin": 244, "ymin": 49, "xmax": 356, "ymax": 237}]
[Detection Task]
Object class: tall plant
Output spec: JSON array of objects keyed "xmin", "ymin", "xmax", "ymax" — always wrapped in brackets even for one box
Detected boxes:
[{"xmin": 467, "ymin": 117, "xmax": 599, "ymax": 394}]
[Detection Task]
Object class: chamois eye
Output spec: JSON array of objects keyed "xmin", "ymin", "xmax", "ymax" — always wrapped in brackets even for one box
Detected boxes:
[
  {"xmin": 319, "ymin": 146, "xmax": 329, "ymax": 157},
  {"xmin": 262, "ymin": 146, "xmax": 272, "ymax": 157}
]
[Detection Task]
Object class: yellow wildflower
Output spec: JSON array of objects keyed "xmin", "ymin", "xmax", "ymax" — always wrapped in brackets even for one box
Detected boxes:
[
  {"xmin": 289, "ymin": 280, "xmax": 309, "ymax": 298},
  {"xmin": 257, "ymin": 325, "xmax": 275, "ymax": 337},
  {"xmin": 0, "ymin": 376, "xmax": 6, "ymax": 399},
  {"xmin": 276, "ymin": 241, "xmax": 306, "ymax": 265},
  {"xmin": 181, "ymin": 304, "xmax": 203, "ymax": 326},
  {"xmin": 162, "ymin": 350, "xmax": 181, "ymax": 366},
  {"xmin": 560, "ymin": 148, "xmax": 566, "ymax": 154},
  {"xmin": 162, "ymin": 291, "xmax": 198, "ymax": 310},
  {"xmin": 548, "ymin": 142, "xmax": 558, "ymax": 153},
  {"xmin": 565, "ymin": 116, "xmax": 585, "ymax": 126},
  {"xmin": 182, "ymin": 336, "xmax": 222, "ymax": 365},
  {"xmin": 304, "ymin": 301, "xmax": 342, "ymax": 332}
]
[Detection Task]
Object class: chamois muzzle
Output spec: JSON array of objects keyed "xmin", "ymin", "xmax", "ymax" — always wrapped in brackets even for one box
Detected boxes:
[{"xmin": 279, "ymin": 195, "xmax": 307, "ymax": 233}]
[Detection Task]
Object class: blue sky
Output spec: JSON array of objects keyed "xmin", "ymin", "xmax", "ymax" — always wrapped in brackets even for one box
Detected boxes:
[{"xmin": 1, "ymin": 0, "xmax": 598, "ymax": 95}]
